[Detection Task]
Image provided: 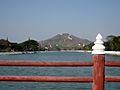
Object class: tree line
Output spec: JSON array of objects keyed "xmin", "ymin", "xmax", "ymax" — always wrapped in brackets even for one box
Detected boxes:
[
  {"xmin": 104, "ymin": 35, "xmax": 120, "ymax": 51},
  {"xmin": 0, "ymin": 39, "xmax": 43, "ymax": 52},
  {"xmin": 0, "ymin": 35, "xmax": 120, "ymax": 52},
  {"xmin": 84, "ymin": 35, "xmax": 120, "ymax": 51}
]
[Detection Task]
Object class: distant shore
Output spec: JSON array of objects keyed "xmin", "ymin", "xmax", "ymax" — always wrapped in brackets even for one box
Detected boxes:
[
  {"xmin": 0, "ymin": 51, "xmax": 120, "ymax": 56},
  {"xmin": 0, "ymin": 51, "xmax": 36, "ymax": 55},
  {"xmin": 105, "ymin": 51, "xmax": 120, "ymax": 56}
]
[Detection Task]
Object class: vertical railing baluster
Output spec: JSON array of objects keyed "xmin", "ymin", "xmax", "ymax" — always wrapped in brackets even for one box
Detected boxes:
[{"xmin": 92, "ymin": 33, "xmax": 105, "ymax": 90}]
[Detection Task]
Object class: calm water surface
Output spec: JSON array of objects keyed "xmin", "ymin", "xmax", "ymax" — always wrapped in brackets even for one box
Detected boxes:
[{"xmin": 0, "ymin": 51, "xmax": 120, "ymax": 90}]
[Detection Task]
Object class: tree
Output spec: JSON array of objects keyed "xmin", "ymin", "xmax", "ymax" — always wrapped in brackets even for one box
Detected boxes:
[
  {"xmin": 10, "ymin": 43, "xmax": 24, "ymax": 51},
  {"xmin": 20, "ymin": 40, "xmax": 39, "ymax": 51},
  {"xmin": 105, "ymin": 35, "xmax": 120, "ymax": 51},
  {"xmin": 83, "ymin": 43, "xmax": 94, "ymax": 50}
]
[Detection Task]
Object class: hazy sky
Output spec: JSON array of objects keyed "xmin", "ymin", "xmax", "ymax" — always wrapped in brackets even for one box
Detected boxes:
[{"xmin": 0, "ymin": 0, "xmax": 120, "ymax": 42}]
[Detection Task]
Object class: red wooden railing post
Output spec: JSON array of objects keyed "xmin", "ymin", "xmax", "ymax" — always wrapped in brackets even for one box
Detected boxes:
[{"xmin": 92, "ymin": 33, "xmax": 105, "ymax": 90}]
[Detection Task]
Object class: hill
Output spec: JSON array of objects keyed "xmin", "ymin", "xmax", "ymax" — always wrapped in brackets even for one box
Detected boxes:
[{"xmin": 39, "ymin": 33, "xmax": 91, "ymax": 50}]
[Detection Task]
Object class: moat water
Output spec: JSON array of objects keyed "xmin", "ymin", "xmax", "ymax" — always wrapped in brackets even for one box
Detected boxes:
[{"xmin": 0, "ymin": 51, "xmax": 120, "ymax": 90}]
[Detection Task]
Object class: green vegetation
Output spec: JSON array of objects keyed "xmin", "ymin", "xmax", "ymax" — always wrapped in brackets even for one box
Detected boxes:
[
  {"xmin": 83, "ymin": 43, "xmax": 94, "ymax": 50},
  {"xmin": 104, "ymin": 35, "xmax": 120, "ymax": 51},
  {"xmin": 0, "ymin": 35, "xmax": 120, "ymax": 52},
  {"xmin": 0, "ymin": 39, "xmax": 40, "ymax": 52},
  {"xmin": 84, "ymin": 35, "xmax": 120, "ymax": 51},
  {"xmin": 20, "ymin": 40, "xmax": 39, "ymax": 51}
]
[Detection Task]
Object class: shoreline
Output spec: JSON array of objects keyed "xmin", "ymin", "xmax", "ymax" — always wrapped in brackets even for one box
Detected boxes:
[
  {"xmin": 105, "ymin": 51, "xmax": 120, "ymax": 56},
  {"xmin": 0, "ymin": 51, "xmax": 36, "ymax": 55},
  {"xmin": 0, "ymin": 51, "xmax": 120, "ymax": 56}
]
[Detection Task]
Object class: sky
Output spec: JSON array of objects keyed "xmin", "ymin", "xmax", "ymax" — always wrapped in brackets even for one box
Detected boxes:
[{"xmin": 0, "ymin": 0, "xmax": 120, "ymax": 42}]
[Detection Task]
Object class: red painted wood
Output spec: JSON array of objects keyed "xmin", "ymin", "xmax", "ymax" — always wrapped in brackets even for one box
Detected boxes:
[
  {"xmin": 106, "ymin": 76, "xmax": 120, "ymax": 82},
  {"xmin": 0, "ymin": 60, "xmax": 93, "ymax": 66},
  {"xmin": 92, "ymin": 55, "xmax": 105, "ymax": 90},
  {"xmin": 0, "ymin": 76, "xmax": 93, "ymax": 82},
  {"xmin": 105, "ymin": 61, "xmax": 120, "ymax": 66},
  {"xmin": 0, "ymin": 58, "xmax": 120, "ymax": 90}
]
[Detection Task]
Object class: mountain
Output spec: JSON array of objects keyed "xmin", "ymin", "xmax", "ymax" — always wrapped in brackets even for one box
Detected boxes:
[{"xmin": 39, "ymin": 33, "xmax": 91, "ymax": 50}]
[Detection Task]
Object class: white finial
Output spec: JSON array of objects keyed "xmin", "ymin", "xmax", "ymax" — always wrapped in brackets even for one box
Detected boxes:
[
  {"xmin": 92, "ymin": 33, "xmax": 105, "ymax": 54},
  {"xmin": 96, "ymin": 33, "xmax": 102, "ymax": 40}
]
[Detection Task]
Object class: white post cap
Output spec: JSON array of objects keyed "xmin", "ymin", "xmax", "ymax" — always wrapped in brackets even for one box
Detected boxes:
[{"xmin": 92, "ymin": 33, "xmax": 105, "ymax": 54}]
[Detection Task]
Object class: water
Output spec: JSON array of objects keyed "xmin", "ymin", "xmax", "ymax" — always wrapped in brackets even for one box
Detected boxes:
[{"xmin": 0, "ymin": 51, "xmax": 120, "ymax": 90}]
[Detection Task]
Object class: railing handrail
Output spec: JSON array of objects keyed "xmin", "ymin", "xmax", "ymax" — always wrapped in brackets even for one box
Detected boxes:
[
  {"xmin": 0, "ymin": 60, "xmax": 120, "ymax": 67},
  {"xmin": 0, "ymin": 60, "xmax": 93, "ymax": 66},
  {"xmin": 0, "ymin": 60, "xmax": 120, "ymax": 83},
  {"xmin": 0, "ymin": 76, "xmax": 93, "ymax": 82}
]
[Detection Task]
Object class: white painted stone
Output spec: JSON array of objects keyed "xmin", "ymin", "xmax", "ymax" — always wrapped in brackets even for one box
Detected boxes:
[{"xmin": 92, "ymin": 33, "xmax": 105, "ymax": 54}]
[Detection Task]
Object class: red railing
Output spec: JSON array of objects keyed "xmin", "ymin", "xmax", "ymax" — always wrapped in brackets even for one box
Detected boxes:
[{"xmin": 0, "ymin": 54, "xmax": 120, "ymax": 90}]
